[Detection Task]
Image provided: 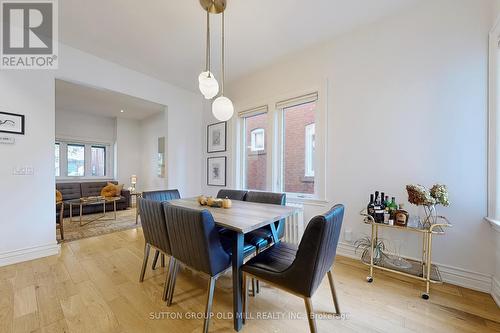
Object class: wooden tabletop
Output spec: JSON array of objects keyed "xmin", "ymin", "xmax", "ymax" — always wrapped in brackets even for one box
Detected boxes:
[{"xmin": 168, "ymin": 197, "xmax": 300, "ymax": 233}]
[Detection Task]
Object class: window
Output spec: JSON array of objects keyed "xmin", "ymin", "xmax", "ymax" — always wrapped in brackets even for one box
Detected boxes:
[
  {"xmin": 91, "ymin": 146, "xmax": 106, "ymax": 176},
  {"xmin": 67, "ymin": 144, "xmax": 85, "ymax": 177},
  {"xmin": 305, "ymin": 123, "xmax": 315, "ymax": 177},
  {"xmin": 55, "ymin": 143, "xmax": 60, "ymax": 177},
  {"xmin": 55, "ymin": 140, "xmax": 112, "ymax": 179},
  {"xmin": 237, "ymin": 92, "xmax": 323, "ymax": 200},
  {"xmin": 250, "ymin": 128, "xmax": 265, "ymax": 152},
  {"xmin": 282, "ymin": 101, "xmax": 316, "ymax": 195},
  {"xmin": 241, "ymin": 108, "xmax": 268, "ymax": 191}
]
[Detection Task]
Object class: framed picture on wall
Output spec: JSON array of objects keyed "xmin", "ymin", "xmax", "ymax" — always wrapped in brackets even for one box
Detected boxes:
[
  {"xmin": 207, "ymin": 156, "xmax": 227, "ymax": 187},
  {"xmin": 0, "ymin": 112, "xmax": 25, "ymax": 135},
  {"xmin": 207, "ymin": 121, "xmax": 226, "ymax": 153}
]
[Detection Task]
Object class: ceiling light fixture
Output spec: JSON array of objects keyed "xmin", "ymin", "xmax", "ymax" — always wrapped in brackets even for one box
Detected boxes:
[
  {"xmin": 199, "ymin": 0, "xmax": 234, "ymax": 121},
  {"xmin": 120, "ymin": 109, "xmax": 124, "ymax": 113},
  {"xmin": 198, "ymin": 7, "xmax": 219, "ymax": 99}
]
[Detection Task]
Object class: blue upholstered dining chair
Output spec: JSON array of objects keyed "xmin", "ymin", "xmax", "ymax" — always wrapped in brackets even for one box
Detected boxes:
[
  {"xmin": 242, "ymin": 204, "xmax": 345, "ymax": 333},
  {"xmin": 243, "ymin": 191, "xmax": 286, "ymax": 294},
  {"xmin": 162, "ymin": 204, "xmax": 255, "ymax": 333},
  {"xmin": 137, "ymin": 197, "xmax": 177, "ymax": 302},
  {"xmin": 142, "ymin": 189, "xmax": 181, "ymax": 270},
  {"xmin": 216, "ymin": 189, "xmax": 248, "ymax": 201}
]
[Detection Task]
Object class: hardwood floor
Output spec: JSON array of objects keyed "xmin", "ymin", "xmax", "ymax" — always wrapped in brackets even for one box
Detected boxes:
[{"xmin": 0, "ymin": 228, "xmax": 498, "ymax": 333}]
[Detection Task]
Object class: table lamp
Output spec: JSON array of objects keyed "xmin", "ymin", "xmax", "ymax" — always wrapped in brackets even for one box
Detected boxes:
[{"xmin": 130, "ymin": 175, "xmax": 137, "ymax": 192}]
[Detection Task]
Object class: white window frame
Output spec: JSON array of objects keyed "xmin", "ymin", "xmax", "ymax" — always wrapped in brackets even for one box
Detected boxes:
[
  {"xmin": 238, "ymin": 106, "xmax": 270, "ymax": 190},
  {"xmin": 235, "ymin": 86, "xmax": 327, "ymax": 202},
  {"xmin": 250, "ymin": 128, "xmax": 265, "ymax": 152},
  {"xmin": 55, "ymin": 138, "xmax": 114, "ymax": 180},
  {"xmin": 304, "ymin": 123, "xmax": 315, "ymax": 177}
]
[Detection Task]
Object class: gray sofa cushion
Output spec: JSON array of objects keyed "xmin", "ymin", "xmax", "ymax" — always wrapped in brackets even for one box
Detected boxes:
[
  {"xmin": 81, "ymin": 181, "xmax": 118, "ymax": 197},
  {"xmin": 56, "ymin": 182, "xmax": 82, "ymax": 201}
]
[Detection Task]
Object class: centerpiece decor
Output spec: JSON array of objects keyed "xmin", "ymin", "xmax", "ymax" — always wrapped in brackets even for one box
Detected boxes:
[{"xmin": 406, "ymin": 184, "xmax": 449, "ymax": 228}]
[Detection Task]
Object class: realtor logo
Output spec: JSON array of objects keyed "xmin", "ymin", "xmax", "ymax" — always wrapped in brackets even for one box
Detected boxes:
[{"xmin": 1, "ymin": 0, "xmax": 58, "ymax": 69}]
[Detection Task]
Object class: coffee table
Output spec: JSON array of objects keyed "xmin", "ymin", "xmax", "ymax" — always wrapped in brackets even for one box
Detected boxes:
[{"xmin": 67, "ymin": 196, "xmax": 122, "ymax": 226}]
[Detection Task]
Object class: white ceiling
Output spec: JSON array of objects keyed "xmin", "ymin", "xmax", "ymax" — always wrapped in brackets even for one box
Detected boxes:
[
  {"xmin": 59, "ymin": 0, "xmax": 419, "ymax": 92},
  {"xmin": 55, "ymin": 80, "xmax": 165, "ymax": 120}
]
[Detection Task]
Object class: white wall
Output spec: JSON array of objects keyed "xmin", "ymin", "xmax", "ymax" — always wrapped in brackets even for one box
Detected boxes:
[
  {"xmin": 115, "ymin": 117, "xmax": 143, "ymax": 187},
  {"xmin": 55, "ymin": 110, "xmax": 116, "ymax": 143},
  {"xmin": 140, "ymin": 111, "xmax": 168, "ymax": 191},
  {"xmin": 0, "ymin": 43, "xmax": 203, "ymax": 266},
  {"xmin": 203, "ymin": 0, "xmax": 496, "ymax": 291}
]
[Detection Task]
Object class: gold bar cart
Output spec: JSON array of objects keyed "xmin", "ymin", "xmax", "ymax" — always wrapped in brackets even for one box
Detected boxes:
[{"xmin": 360, "ymin": 210, "xmax": 451, "ymax": 299}]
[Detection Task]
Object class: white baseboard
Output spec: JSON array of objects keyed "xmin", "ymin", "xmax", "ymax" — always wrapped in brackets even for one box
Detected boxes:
[
  {"xmin": 0, "ymin": 243, "xmax": 60, "ymax": 267},
  {"xmin": 493, "ymin": 277, "xmax": 500, "ymax": 307},
  {"xmin": 336, "ymin": 241, "xmax": 493, "ymax": 294}
]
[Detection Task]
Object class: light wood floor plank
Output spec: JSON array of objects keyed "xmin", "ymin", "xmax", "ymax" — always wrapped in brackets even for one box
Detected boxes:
[{"xmin": 0, "ymin": 228, "xmax": 498, "ymax": 333}]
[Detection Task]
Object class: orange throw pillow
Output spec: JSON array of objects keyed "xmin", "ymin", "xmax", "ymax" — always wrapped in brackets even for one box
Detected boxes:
[
  {"xmin": 100, "ymin": 183, "xmax": 123, "ymax": 198},
  {"xmin": 56, "ymin": 190, "xmax": 63, "ymax": 203}
]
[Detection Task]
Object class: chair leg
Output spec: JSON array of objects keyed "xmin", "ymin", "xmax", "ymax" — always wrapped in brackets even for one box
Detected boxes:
[
  {"xmin": 163, "ymin": 257, "xmax": 176, "ymax": 302},
  {"xmin": 251, "ymin": 279, "xmax": 256, "ymax": 297},
  {"xmin": 242, "ymin": 273, "xmax": 249, "ymax": 324},
  {"xmin": 139, "ymin": 244, "xmax": 151, "ymax": 282},
  {"xmin": 166, "ymin": 261, "xmax": 180, "ymax": 306},
  {"xmin": 304, "ymin": 297, "xmax": 317, "ymax": 333},
  {"xmin": 161, "ymin": 253, "xmax": 165, "ymax": 267},
  {"xmin": 327, "ymin": 270, "xmax": 341, "ymax": 315},
  {"xmin": 203, "ymin": 277, "xmax": 217, "ymax": 333},
  {"xmin": 151, "ymin": 250, "xmax": 160, "ymax": 270},
  {"xmin": 255, "ymin": 247, "xmax": 260, "ymax": 294}
]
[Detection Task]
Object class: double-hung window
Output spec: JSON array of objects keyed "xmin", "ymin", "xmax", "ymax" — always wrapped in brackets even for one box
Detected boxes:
[
  {"xmin": 278, "ymin": 94, "xmax": 317, "ymax": 197},
  {"xmin": 239, "ymin": 106, "xmax": 269, "ymax": 191},
  {"xmin": 238, "ymin": 92, "xmax": 323, "ymax": 200},
  {"xmin": 56, "ymin": 140, "xmax": 112, "ymax": 179}
]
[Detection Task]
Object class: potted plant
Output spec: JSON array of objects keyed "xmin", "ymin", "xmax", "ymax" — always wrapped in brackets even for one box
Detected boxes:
[{"xmin": 354, "ymin": 236, "xmax": 387, "ymax": 264}]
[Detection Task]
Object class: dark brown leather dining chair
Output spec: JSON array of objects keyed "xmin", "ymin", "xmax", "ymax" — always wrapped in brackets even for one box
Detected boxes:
[{"xmin": 242, "ymin": 204, "xmax": 345, "ymax": 333}]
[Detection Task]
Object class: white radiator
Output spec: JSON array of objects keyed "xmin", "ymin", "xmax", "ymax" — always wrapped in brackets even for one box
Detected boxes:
[{"xmin": 283, "ymin": 203, "xmax": 305, "ymax": 244}]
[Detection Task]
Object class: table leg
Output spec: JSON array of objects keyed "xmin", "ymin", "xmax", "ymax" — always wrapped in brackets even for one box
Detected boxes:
[
  {"xmin": 114, "ymin": 200, "xmax": 117, "ymax": 220},
  {"xmin": 232, "ymin": 232, "xmax": 244, "ymax": 331},
  {"xmin": 70, "ymin": 204, "xmax": 73, "ymax": 222},
  {"xmin": 270, "ymin": 222, "xmax": 279, "ymax": 244},
  {"xmin": 136, "ymin": 203, "xmax": 140, "ymax": 224},
  {"xmin": 79, "ymin": 204, "xmax": 83, "ymax": 226}
]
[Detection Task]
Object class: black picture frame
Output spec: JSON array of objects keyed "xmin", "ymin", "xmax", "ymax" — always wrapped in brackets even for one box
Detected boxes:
[
  {"xmin": 207, "ymin": 121, "xmax": 227, "ymax": 153},
  {"xmin": 207, "ymin": 156, "xmax": 227, "ymax": 187},
  {"xmin": 0, "ymin": 111, "xmax": 25, "ymax": 135}
]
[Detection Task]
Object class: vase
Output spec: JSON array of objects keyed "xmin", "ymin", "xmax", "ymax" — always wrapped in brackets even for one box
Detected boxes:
[{"xmin": 422, "ymin": 205, "xmax": 438, "ymax": 229}]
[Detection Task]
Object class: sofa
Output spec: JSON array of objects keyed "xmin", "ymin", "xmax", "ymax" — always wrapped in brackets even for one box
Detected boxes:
[{"xmin": 56, "ymin": 181, "xmax": 131, "ymax": 217}]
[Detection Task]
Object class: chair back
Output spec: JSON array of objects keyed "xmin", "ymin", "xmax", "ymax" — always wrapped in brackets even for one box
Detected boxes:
[
  {"xmin": 216, "ymin": 189, "xmax": 248, "ymax": 201},
  {"xmin": 163, "ymin": 204, "xmax": 231, "ymax": 277},
  {"xmin": 246, "ymin": 191, "xmax": 286, "ymax": 239},
  {"xmin": 138, "ymin": 197, "xmax": 171, "ymax": 255},
  {"xmin": 293, "ymin": 204, "xmax": 344, "ymax": 296},
  {"xmin": 142, "ymin": 189, "xmax": 180, "ymax": 202}
]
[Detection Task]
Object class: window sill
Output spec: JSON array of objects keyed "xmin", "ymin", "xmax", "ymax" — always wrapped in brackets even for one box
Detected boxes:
[
  {"xmin": 57, "ymin": 177, "xmax": 115, "ymax": 183},
  {"xmin": 484, "ymin": 217, "xmax": 500, "ymax": 233},
  {"xmin": 287, "ymin": 196, "xmax": 329, "ymax": 207}
]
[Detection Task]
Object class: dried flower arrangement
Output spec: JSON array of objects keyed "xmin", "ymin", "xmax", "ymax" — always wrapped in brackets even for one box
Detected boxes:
[{"xmin": 406, "ymin": 184, "xmax": 449, "ymax": 227}]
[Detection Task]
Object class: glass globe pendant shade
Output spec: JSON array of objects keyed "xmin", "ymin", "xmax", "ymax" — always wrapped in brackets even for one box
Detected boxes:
[
  {"xmin": 212, "ymin": 96, "xmax": 234, "ymax": 121},
  {"xmin": 198, "ymin": 71, "xmax": 219, "ymax": 99}
]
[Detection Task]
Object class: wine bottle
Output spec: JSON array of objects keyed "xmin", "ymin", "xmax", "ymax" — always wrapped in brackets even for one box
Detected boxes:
[{"xmin": 367, "ymin": 194, "xmax": 375, "ymax": 220}]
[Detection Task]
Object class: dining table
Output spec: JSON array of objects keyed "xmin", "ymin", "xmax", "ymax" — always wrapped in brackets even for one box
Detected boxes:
[{"xmin": 168, "ymin": 197, "xmax": 301, "ymax": 332}]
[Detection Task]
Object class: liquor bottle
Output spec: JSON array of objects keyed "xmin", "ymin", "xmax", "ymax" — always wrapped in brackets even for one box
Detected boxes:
[
  {"xmin": 367, "ymin": 194, "xmax": 375, "ymax": 220},
  {"xmin": 374, "ymin": 191, "xmax": 384, "ymax": 223},
  {"xmin": 394, "ymin": 204, "xmax": 409, "ymax": 227}
]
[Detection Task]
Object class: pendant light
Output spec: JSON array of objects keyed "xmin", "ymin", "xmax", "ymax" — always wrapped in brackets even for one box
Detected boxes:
[
  {"xmin": 198, "ymin": 7, "xmax": 219, "ymax": 99},
  {"xmin": 212, "ymin": 11, "xmax": 234, "ymax": 121}
]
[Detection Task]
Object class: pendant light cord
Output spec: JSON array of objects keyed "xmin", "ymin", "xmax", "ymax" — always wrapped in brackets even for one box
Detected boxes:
[
  {"xmin": 221, "ymin": 11, "xmax": 225, "ymax": 95},
  {"xmin": 206, "ymin": 10, "xmax": 211, "ymax": 77}
]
